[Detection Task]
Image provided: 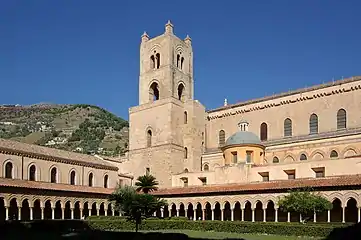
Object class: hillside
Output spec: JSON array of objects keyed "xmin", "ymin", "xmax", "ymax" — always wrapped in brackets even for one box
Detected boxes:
[{"xmin": 0, "ymin": 104, "xmax": 129, "ymax": 157}]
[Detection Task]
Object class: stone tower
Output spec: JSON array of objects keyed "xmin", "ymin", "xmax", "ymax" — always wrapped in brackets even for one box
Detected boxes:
[{"xmin": 128, "ymin": 21, "xmax": 206, "ymax": 187}]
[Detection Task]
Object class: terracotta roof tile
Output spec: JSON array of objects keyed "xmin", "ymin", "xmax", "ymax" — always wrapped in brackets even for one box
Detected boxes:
[
  {"xmin": 152, "ymin": 175, "xmax": 361, "ymax": 196},
  {"xmin": 0, "ymin": 138, "xmax": 118, "ymax": 171},
  {"xmin": 0, "ymin": 177, "xmax": 114, "ymax": 195}
]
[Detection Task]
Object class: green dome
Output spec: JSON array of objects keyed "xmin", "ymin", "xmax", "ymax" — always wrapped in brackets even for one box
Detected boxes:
[{"xmin": 225, "ymin": 131, "xmax": 262, "ymax": 146}]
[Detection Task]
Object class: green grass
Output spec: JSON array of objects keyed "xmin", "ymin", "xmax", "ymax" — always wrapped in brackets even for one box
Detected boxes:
[{"xmin": 136, "ymin": 229, "xmax": 320, "ymax": 240}]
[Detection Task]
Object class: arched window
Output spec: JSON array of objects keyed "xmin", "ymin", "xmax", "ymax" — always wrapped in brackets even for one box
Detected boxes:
[
  {"xmin": 181, "ymin": 57, "xmax": 184, "ymax": 70},
  {"xmin": 104, "ymin": 175, "xmax": 108, "ymax": 188},
  {"xmin": 88, "ymin": 173, "xmax": 93, "ymax": 187},
  {"xmin": 337, "ymin": 109, "xmax": 346, "ymax": 129},
  {"xmin": 149, "ymin": 82, "xmax": 159, "ymax": 102},
  {"xmin": 5, "ymin": 162, "xmax": 13, "ymax": 179},
  {"xmin": 177, "ymin": 83, "xmax": 185, "ymax": 101},
  {"xmin": 29, "ymin": 165, "xmax": 36, "ymax": 181},
  {"xmin": 260, "ymin": 122, "xmax": 268, "ymax": 141},
  {"xmin": 272, "ymin": 157, "xmax": 279, "ymax": 163},
  {"xmin": 177, "ymin": 54, "xmax": 180, "ymax": 67},
  {"xmin": 150, "ymin": 55, "xmax": 155, "ymax": 69},
  {"xmin": 184, "ymin": 147, "xmax": 188, "ymax": 159},
  {"xmin": 156, "ymin": 53, "xmax": 160, "ymax": 69},
  {"xmin": 70, "ymin": 170, "xmax": 76, "ymax": 185},
  {"xmin": 184, "ymin": 111, "xmax": 188, "ymax": 124},
  {"xmin": 284, "ymin": 118, "xmax": 292, "ymax": 137},
  {"xmin": 147, "ymin": 129, "xmax": 152, "ymax": 147},
  {"xmin": 309, "ymin": 114, "xmax": 318, "ymax": 134},
  {"xmin": 203, "ymin": 164, "xmax": 209, "ymax": 171},
  {"xmin": 300, "ymin": 154, "xmax": 307, "ymax": 161},
  {"xmin": 330, "ymin": 150, "xmax": 338, "ymax": 158},
  {"xmin": 50, "ymin": 167, "xmax": 57, "ymax": 183},
  {"xmin": 184, "ymin": 168, "xmax": 189, "ymax": 173},
  {"xmin": 219, "ymin": 130, "xmax": 225, "ymax": 146}
]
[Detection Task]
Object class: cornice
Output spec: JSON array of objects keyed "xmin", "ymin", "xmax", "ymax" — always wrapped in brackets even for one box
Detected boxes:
[
  {"xmin": 0, "ymin": 147, "xmax": 118, "ymax": 171},
  {"xmin": 207, "ymin": 76, "xmax": 361, "ymax": 121}
]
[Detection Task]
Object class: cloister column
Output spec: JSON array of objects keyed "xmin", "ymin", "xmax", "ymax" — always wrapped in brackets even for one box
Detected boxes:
[
  {"xmin": 185, "ymin": 208, "xmax": 188, "ymax": 218},
  {"xmin": 251, "ymin": 209, "xmax": 255, "ymax": 222},
  {"xmin": 161, "ymin": 209, "xmax": 164, "ymax": 218},
  {"xmin": 358, "ymin": 207, "xmax": 361, "ymax": 223},
  {"xmin": 41, "ymin": 207, "xmax": 44, "ymax": 220},
  {"xmin": 71, "ymin": 208, "xmax": 74, "ymax": 219},
  {"xmin": 5, "ymin": 207, "xmax": 9, "ymax": 220},
  {"xmin": 18, "ymin": 207, "xmax": 22, "ymax": 220},
  {"xmin": 287, "ymin": 212, "xmax": 290, "ymax": 222},
  {"xmin": 112, "ymin": 210, "xmax": 115, "ymax": 216},
  {"xmin": 263, "ymin": 208, "xmax": 266, "ymax": 222},
  {"xmin": 30, "ymin": 207, "xmax": 33, "ymax": 220},
  {"xmin": 241, "ymin": 208, "xmax": 244, "ymax": 221},
  {"xmin": 88, "ymin": 209, "xmax": 91, "ymax": 216},
  {"xmin": 62, "ymin": 208, "xmax": 65, "ymax": 219},
  {"xmin": 313, "ymin": 211, "xmax": 316, "ymax": 223},
  {"xmin": 176, "ymin": 209, "xmax": 179, "ymax": 217},
  {"xmin": 104, "ymin": 209, "xmax": 108, "ymax": 216},
  {"xmin": 327, "ymin": 210, "xmax": 330, "ymax": 223},
  {"xmin": 211, "ymin": 208, "xmax": 214, "ymax": 220},
  {"xmin": 52, "ymin": 208, "xmax": 55, "ymax": 219},
  {"xmin": 231, "ymin": 208, "xmax": 234, "ymax": 221},
  {"xmin": 193, "ymin": 210, "xmax": 196, "ymax": 221},
  {"xmin": 342, "ymin": 207, "xmax": 345, "ymax": 223},
  {"xmin": 221, "ymin": 209, "xmax": 224, "ymax": 221},
  {"xmin": 202, "ymin": 209, "xmax": 206, "ymax": 220},
  {"xmin": 275, "ymin": 208, "xmax": 278, "ymax": 222},
  {"xmin": 96, "ymin": 208, "xmax": 99, "ymax": 216}
]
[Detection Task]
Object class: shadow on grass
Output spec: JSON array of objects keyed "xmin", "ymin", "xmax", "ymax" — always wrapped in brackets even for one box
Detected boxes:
[
  {"xmin": 0, "ymin": 220, "xmax": 244, "ymax": 240},
  {"xmin": 324, "ymin": 222, "xmax": 361, "ymax": 240}
]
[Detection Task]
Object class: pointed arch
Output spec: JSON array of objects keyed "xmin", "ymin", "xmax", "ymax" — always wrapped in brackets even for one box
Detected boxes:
[
  {"xmin": 309, "ymin": 113, "xmax": 318, "ymax": 134},
  {"xmin": 284, "ymin": 118, "xmax": 292, "ymax": 137},
  {"xmin": 4, "ymin": 161, "xmax": 14, "ymax": 179},
  {"xmin": 103, "ymin": 174, "xmax": 109, "ymax": 188},
  {"xmin": 177, "ymin": 83, "xmax": 185, "ymax": 101},
  {"xmin": 337, "ymin": 108, "xmax": 346, "ymax": 129},
  {"xmin": 28, "ymin": 163, "xmax": 37, "ymax": 181},
  {"xmin": 69, "ymin": 169, "xmax": 76, "ymax": 185},
  {"xmin": 310, "ymin": 150, "xmax": 326, "ymax": 160},
  {"xmin": 146, "ymin": 128, "xmax": 152, "ymax": 147},
  {"xmin": 88, "ymin": 172, "xmax": 94, "ymax": 187},
  {"xmin": 149, "ymin": 82, "xmax": 160, "ymax": 102},
  {"xmin": 50, "ymin": 166, "xmax": 58, "ymax": 183},
  {"xmin": 260, "ymin": 122, "xmax": 268, "ymax": 141},
  {"xmin": 218, "ymin": 130, "xmax": 225, "ymax": 146},
  {"xmin": 184, "ymin": 111, "xmax": 188, "ymax": 124},
  {"xmin": 330, "ymin": 150, "xmax": 339, "ymax": 159}
]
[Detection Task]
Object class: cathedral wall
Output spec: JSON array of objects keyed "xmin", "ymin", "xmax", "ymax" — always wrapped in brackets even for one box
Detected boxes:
[
  {"xmin": 265, "ymin": 134, "xmax": 361, "ymax": 163},
  {"xmin": 0, "ymin": 153, "xmax": 118, "ymax": 188},
  {"xmin": 205, "ymin": 78, "xmax": 361, "ymax": 149}
]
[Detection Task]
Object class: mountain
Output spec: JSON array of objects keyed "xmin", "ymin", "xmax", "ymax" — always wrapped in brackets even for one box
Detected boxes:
[{"xmin": 0, "ymin": 104, "xmax": 129, "ymax": 156}]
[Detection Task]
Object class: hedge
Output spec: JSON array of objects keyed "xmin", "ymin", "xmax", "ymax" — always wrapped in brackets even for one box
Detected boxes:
[{"xmin": 86, "ymin": 218, "xmax": 348, "ymax": 238}]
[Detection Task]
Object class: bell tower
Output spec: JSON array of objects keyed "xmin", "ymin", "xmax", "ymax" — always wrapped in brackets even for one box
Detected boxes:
[
  {"xmin": 138, "ymin": 20, "xmax": 194, "ymax": 105},
  {"xmin": 128, "ymin": 21, "xmax": 205, "ymax": 187}
]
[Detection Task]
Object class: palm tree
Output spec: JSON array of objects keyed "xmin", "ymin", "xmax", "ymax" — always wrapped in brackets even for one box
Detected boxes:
[{"xmin": 135, "ymin": 173, "xmax": 159, "ymax": 193}]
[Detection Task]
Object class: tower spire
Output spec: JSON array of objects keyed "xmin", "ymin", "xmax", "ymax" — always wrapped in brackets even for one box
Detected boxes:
[{"xmin": 165, "ymin": 20, "xmax": 174, "ymax": 34}]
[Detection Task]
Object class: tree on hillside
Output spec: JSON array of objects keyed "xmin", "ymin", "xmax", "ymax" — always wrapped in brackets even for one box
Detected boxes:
[
  {"xmin": 135, "ymin": 173, "xmax": 159, "ymax": 194},
  {"xmin": 109, "ymin": 185, "xmax": 167, "ymax": 232},
  {"xmin": 278, "ymin": 188, "xmax": 332, "ymax": 223}
]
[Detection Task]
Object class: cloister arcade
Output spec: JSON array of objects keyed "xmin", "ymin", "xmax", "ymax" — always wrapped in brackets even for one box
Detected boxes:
[
  {"xmin": 155, "ymin": 192, "xmax": 361, "ymax": 223},
  {"xmin": 0, "ymin": 195, "xmax": 119, "ymax": 221}
]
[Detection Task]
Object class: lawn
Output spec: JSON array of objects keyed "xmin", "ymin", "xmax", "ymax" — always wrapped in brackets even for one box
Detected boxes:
[{"xmin": 139, "ymin": 229, "xmax": 320, "ymax": 240}]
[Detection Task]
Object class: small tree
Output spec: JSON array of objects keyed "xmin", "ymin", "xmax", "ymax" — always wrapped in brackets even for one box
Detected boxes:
[
  {"xmin": 109, "ymin": 185, "xmax": 167, "ymax": 232},
  {"xmin": 135, "ymin": 173, "xmax": 159, "ymax": 193},
  {"xmin": 278, "ymin": 188, "xmax": 332, "ymax": 223}
]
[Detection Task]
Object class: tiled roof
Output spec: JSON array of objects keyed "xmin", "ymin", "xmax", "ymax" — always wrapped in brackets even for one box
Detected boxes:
[
  {"xmin": 152, "ymin": 175, "xmax": 361, "ymax": 196},
  {"xmin": 0, "ymin": 138, "xmax": 118, "ymax": 171},
  {"xmin": 0, "ymin": 177, "xmax": 114, "ymax": 195}
]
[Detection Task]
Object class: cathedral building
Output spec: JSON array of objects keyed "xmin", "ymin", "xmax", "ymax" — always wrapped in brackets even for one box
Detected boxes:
[{"xmin": 1, "ymin": 21, "xmax": 361, "ymax": 224}]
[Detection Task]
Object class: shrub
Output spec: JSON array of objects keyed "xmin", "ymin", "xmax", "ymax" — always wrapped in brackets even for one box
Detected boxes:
[{"xmin": 86, "ymin": 218, "xmax": 347, "ymax": 238}]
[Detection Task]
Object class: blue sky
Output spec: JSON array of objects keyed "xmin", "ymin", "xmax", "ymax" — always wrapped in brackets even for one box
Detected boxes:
[{"xmin": 1, "ymin": 0, "xmax": 360, "ymax": 120}]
